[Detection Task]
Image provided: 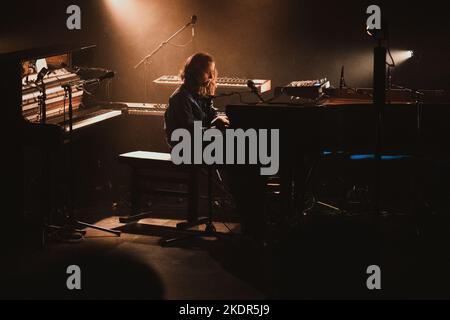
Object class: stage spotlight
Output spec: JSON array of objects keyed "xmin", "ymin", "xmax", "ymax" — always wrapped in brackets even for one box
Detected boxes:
[{"xmin": 389, "ymin": 49, "xmax": 415, "ymax": 65}]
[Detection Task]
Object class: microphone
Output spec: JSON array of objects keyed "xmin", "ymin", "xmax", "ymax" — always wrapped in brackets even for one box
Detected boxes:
[
  {"xmin": 187, "ymin": 14, "xmax": 197, "ymax": 27},
  {"xmin": 191, "ymin": 14, "xmax": 197, "ymax": 37},
  {"xmin": 82, "ymin": 71, "xmax": 115, "ymax": 86},
  {"xmin": 247, "ymin": 80, "xmax": 264, "ymax": 102},
  {"xmin": 191, "ymin": 15, "xmax": 197, "ymax": 25},
  {"xmin": 98, "ymin": 71, "xmax": 115, "ymax": 81},
  {"xmin": 36, "ymin": 67, "xmax": 49, "ymax": 83},
  {"xmin": 339, "ymin": 65, "xmax": 346, "ymax": 89}
]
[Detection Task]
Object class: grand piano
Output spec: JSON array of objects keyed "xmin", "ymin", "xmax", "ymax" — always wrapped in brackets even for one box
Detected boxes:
[{"xmin": 226, "ymin": 89, "xmax": 450, "ymax": 216}]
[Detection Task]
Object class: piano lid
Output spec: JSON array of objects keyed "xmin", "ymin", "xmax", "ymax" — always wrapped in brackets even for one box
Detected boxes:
[{"xmin": 0, "ymin": 44, "xmax": 96, "ymax": 61}]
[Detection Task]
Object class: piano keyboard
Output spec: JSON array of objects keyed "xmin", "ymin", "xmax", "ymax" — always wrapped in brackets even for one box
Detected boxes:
[
  {"xmin": 154, "ymin": 75, "xmax": 271, "ymax": 94},
  {"xmin": 122, "ymin": 102, "xmax": 168, "ymax": 116},
  {"xmin": 69, "ymin": 110, "xmax": 122, "ymax": 131},
  {"xmin": 46, "ymin": 108, "xmax": 123, "ymax": 132}
]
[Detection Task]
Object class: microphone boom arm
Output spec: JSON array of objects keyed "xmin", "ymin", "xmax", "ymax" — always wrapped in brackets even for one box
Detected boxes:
[{"xmin": 134, "ymin": 17, "xmax": 196, "ymax": 69}]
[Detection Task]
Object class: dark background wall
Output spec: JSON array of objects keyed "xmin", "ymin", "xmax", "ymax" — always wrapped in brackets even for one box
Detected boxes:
[{"xmin": 2, "ymin": 0, "xmax": 449, "ymax": 103}]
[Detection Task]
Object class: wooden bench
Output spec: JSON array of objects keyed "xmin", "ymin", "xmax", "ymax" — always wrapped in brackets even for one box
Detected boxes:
[{"xmin": 118, "ymin": 151, "xmax": 211, "ymax": 230}]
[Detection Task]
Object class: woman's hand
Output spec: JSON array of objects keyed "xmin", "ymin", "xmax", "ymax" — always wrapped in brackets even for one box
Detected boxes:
[{"xmin": 212, "ymin": 115, "xmax": 230, "ymax": 130}]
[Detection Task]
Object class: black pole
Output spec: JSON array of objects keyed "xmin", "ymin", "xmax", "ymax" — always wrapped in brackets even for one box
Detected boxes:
[
  {"xmin": 373, "ymin": 45, "xmax": 386, "ymax": 217},
  {"xmin": 39, "ymin": 81, "xmax": 47, "ymax": 124},
  {"xmin": 67, "ymin": 85, "xmax": 74, "ymax": 216},
  {"xmin": 144, "ymin": 62, "xmax": 148, "ymax": 102},
  {"xmin": 58, "ymin": 83, "xmax": 121, "ymax": 237}
]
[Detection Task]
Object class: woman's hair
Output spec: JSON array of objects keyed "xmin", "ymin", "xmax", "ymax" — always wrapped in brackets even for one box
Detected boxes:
[{"xmin": 180, "ymin": 52, "xmax": 217, "ymax": 96}]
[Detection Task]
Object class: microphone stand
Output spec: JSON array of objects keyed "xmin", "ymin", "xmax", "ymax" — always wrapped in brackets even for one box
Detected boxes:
[
  {"xmin": 339, "ymin": 65, "xmax": 346, "ymax": 90},
  {"xmin": 48, "ymin": 80, "xmax": 121, "ymax": 241},
  {"xmin": 247, "ymin": 80, "xmax": 265, "ymax": 103},
  {"xmin": 210, "ymin": 90, "xmax": 265, "ymax": 105},
  {"xmin": 34, "ymin": 78, "xmax": 52, "ymax": 247},
  {"xmin": 209, "ymin": 92, "xmax": 241, "ymax": 99},
  {"xmin": 134, "ymin": 19, "xmax": 196, "ymax": 101},
  {"xmin": 250, "ymin": 88, "xmax": 265, "ymax": 103},
  {"xmin": 390, "ymin": 83, "xmax": 425, "ymax": 232},
  {"xmin": 36, "ymin": 81, "xmax": 47, "ymax": 124},
  {"xmin": 373, "ymin": 43, "xmax": 386, "ymax": 218}
]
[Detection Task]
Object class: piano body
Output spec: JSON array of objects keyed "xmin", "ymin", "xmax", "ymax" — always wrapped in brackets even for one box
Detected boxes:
[
  {"xmin": 2, "ymin": 45, "xmax": 123, "ymax": 246},
  {"xmin": 226, "ymin": 94, "xmax": 450, "ymax": 216}
]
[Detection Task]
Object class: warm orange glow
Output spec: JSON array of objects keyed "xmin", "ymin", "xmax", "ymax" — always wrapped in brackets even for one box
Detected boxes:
[{"xmin": 104, "ymin": 0, "xmax": 155, "ymax": 35}]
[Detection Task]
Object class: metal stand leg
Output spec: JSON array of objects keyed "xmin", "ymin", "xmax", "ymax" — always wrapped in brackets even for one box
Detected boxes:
[
  {"xmin": 76, "ymin": 220, "xmax": 121, "ymax": 236},
  {"xmin": 163, "ymin": 166, "xmax": 219, "ymax": 246},
  {"xmin": 205, "ymin": 166, "xmax": 216, "ymax": 233},
  {"xmin": 176, "ymin": 167, "xmax": 209, "ymax": 230}
]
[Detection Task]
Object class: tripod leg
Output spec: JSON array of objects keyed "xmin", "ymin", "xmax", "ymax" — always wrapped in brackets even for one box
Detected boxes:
[
  {"xmin": 76, "ymin": 221, "xmax": 121, "ymax": 236},
  {"xmin": 215, "ymin": 169, "xmax": 223, "ymax": 183},
  {"xmin": 316, "ymin": 201, "xmax": 342, "ymax": 213},
  {"xmin": 161, "ymin": 234, "xmax": 195, "ymax": 246}
]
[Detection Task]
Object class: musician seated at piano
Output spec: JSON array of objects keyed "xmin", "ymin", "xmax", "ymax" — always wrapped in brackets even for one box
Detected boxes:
[
  {"xmin": 164, "ymin": 53, "xmax": 267, "ymax": 245},
  {"xmin": 164, "ymin": 52, "xmax": 229, "ymax": 146}
]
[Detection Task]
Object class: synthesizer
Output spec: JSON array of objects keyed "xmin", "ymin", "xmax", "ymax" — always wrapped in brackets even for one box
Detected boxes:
[
  {"xmin": 275, "ymin": 78, "xmax": 331, "ymax": 99},
  {"xmin": 154, "ymin": 75, "xmax": 271, "ymax": 94},
  {"xmin": 122, "ymin": 102, "xmax": 168, "ymax": 116}
]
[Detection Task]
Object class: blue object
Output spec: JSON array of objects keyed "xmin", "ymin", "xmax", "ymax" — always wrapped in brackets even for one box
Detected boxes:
[
  {"xmin": 350, "ymin": 154, "xmax": 410, "ymax": 160},
  {"xmin": 321, "ymin": 150, "xmax": 411, "ymax": 160}
]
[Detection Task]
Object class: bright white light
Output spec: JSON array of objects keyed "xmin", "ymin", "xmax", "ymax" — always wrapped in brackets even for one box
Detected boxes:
[
  {"xmin": 390, "ymin": 49, "xmax": 415, "ymax": 65},
  {"xmin": 107, "ymin": 0, "xmax": 131, "ymax": 10}
]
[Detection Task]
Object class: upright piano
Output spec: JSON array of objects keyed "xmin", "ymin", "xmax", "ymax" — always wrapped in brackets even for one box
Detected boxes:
[{"xmin": 1, "ymin": 44, "xmax": 122, "ymax": 246}]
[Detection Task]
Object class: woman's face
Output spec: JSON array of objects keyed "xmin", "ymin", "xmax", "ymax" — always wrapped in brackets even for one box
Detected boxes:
[{"xmin": 200, "ymin": 61, "xmax": 215, "ymax": 86}]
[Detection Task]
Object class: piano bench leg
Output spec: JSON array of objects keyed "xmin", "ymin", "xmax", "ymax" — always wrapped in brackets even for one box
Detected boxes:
[
  {"xmin": 119, "ymin": 211, "xmax": 153, "ymax": 224},
  {"xmin": 176, "ymin": 217, "xmax": 210, "ymax": 230}
]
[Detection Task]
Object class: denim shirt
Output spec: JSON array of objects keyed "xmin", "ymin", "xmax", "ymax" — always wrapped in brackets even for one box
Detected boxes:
[{"xmin": 164, "ymin": 85, "xmax": 218, "ymax": 146}]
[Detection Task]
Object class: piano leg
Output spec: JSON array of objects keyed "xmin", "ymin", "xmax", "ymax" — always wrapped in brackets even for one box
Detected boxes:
[
  {"xmin": 279, "ymin": 151, "xmax": 311, "ymax": 219},
  {"xmin": 280, "ymin": 162, "xmax": 294, "ymax": 218},
  {"xmin": 293, "ymin": 163, "xmax": 307, "ymax": 215}
]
